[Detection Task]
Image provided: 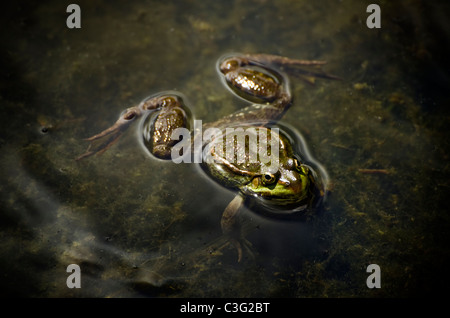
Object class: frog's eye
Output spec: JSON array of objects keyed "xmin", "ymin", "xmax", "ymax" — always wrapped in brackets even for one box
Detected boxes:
[
  {"xmin": 293, "ymin": 158, "xmax": 301, "ymax": 170},
  {"xmin": 262, "ymin": 173, "xmax": 277, "ymax": 185},
  {"xmin": 294, "ymin": 159, "xmax": 309, "ymax": 175},
  {"xmin": 220, "ymin": 59, "xmax": 240, "ymax": 73},
  {"xmin": 161, "ymin": 96, "xmax": 179, "ymax": 108}
]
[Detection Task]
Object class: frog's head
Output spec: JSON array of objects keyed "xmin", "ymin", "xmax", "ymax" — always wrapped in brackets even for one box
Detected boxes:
[
  {"xmin": 201, "ymin": 126, "xmax": 325, "ymax": 218},
  {"xmin": 219, "ymin": 58, "xmax": 241, "ymax": 74},
  {"xmin": 240, "ymin": 158, "xmax": 322, "ymax": 217},
  {"xmin": 218, "ymin": 55, "xmax": 251, "ymax": 74}
]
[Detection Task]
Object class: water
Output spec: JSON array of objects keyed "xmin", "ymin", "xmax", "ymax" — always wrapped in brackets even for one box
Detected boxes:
[{"xmin": 1, "ymin": 0, "xmax": 449, "ymax": 297}]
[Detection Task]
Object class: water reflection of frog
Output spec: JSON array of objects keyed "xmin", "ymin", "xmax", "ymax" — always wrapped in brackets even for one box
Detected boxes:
[{"xmin": 77, "ymin": 54, "xmax": 339, "ymax": 261}]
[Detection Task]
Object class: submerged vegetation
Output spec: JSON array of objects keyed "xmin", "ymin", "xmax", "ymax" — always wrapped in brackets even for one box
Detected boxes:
[{"xmin": 0, "ymin": 0, "xmax": 449, "ymax": 297}]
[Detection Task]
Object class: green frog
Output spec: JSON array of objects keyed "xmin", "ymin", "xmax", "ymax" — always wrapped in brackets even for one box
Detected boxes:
[{"xmin": 77, "ymin": 53, "xmax": 339, "ymax": 261}]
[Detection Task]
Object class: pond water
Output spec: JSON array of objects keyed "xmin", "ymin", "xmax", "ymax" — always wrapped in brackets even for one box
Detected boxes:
[{"xmin": 1, "ymin": 0, "xmax": 449, "ymax": 297}]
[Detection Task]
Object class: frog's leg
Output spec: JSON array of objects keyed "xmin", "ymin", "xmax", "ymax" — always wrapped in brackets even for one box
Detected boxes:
[
  {"xmin": 221, "ymin": 195, "xmax": 254, "ymax": 262},
  {"xmin": 247, "ymin": 53, "xmax": 342, "ymax": 84},
  {"xmin": 76, "ymin": 94, "xmax": 178, "ymax": 161},
  {"xmin": 222, "ymin": 53, "xmax": 342, "ymax": 85},
  {"xmin": 75, "ymin": 106, "xmax": 141, "ymax": 161}
]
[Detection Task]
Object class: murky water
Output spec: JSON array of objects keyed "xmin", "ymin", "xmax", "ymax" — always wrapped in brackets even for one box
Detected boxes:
[{"xmin": 1, "ymin": 0, "xmax": 449, "ymax": 297}]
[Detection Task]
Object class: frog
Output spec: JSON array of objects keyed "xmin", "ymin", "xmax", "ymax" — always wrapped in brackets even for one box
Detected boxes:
[{"xmin": 77, "ymin": 53, "xmax": 339, "ymax": 261}]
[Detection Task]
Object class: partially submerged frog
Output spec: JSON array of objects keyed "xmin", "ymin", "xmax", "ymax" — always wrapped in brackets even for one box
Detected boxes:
[{"xmin": 77, "ymin": 53, "xmax": 339, "ymax": 261}]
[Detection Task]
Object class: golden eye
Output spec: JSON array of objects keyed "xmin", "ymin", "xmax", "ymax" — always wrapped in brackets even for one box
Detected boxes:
[
  {"xmin": 262, "ymin": 173, "xmax": 276, "ymax": 185},
  {"xmin": 293, "ymin": 158, "xmax": 301, "ymax": 170},
  {"xmin": 294, "ymin": 159, "xmax": 309, "ymax": 175},
  {"xmin": 220, "ymin": 59, "xmax": 240, "ymax": 73},
  {"xmin": 161, "ymin": 96, "xmax": 178, "ymax": 107}
]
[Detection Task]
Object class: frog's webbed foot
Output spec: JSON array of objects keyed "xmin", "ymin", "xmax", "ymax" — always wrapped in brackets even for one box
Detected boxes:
[
  {"xmin": 221, "ymin": 195, "xmax": 255, "ymax": 262},
  {"xmin": 75, "ymin": 129, "xmax": 123, "ymax": 161},
  {"xmin": 227, "ymin": 235, "xmax": 255, "ymax": 263},
  {"xmin": 75, "ymin": 106, "xmax": 141, "ymax": 161},
  {"xmin": 250, "ymin": 53, "xmax": 342, "ymax": 84}
]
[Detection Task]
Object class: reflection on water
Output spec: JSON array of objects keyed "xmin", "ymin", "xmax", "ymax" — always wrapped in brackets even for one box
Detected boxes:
[{"xmin": 1, "ymin": 0, "xmax": 450, "ymax": 297}]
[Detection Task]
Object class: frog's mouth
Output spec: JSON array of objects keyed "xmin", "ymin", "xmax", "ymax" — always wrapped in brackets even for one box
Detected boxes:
[
  {"xmin": 243, "ymin": 177, "xmax": 307, "ymax": 199},
  {"xmin": 240, "ymin": 181, "xmax": 312, "ymax": 217}
]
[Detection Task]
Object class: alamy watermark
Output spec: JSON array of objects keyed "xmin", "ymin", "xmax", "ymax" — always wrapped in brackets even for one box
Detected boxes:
[
  {"xmin": 167, "ymin": 120, "xmax": 280, "ymax": 172},
  {"xmin": 66, "ymin": 4, "xmax": 81, "ymax": 29},
  {"xmin": 366, "ymin": 4, "xmax": 381, "ymax": 29},
  {"xmin": 66, "ymin": 264, "xmax": 81, "ymax": 288},
  {"xmin": 366, "ymin": 264, "xmax": 381, "ymax": 288},
  {"xmin": 67, "ymin": 4, "xmax": 380, "ymax": 30}
]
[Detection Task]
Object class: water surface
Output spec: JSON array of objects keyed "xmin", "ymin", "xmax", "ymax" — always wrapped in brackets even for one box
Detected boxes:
[{"xmin": 1, "ymin": 0, "xmax": 449, "ymax": 297}]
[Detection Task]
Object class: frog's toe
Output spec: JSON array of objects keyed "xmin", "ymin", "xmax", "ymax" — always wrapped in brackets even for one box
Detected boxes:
[
  {"xmin": 229, "ymin": 237, "xmax": 255, "ymax": 262},
  {"xmin": 229, "ymin": 238, "xmax": 243, "ymax": 262},
  {"xmin": 242, "ymin": 238, "xmax": 255, "ymax": 260}
]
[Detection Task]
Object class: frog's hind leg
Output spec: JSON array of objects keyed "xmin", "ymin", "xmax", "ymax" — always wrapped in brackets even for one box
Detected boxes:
[
  {"xmin": 76, "ymin": 93, "xmax": 183, "ymax": 161},
  {"xmin": 221, "ymin": 195, "xmax": 255, "ymax": 262},
  {"xmin": 283, "ymin": 62, "xmax": 343, "ymax": 84},
  {"xmin": 75, "ymin": 130, "xmax": 124, "ymax": 161},
  {"xmin": 75, "ymin": 106, "xmax": 141, "ymax": 161},
  {"xmin": 245, "ymin": 53, "xmax": 342, "ymax": 84}
]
